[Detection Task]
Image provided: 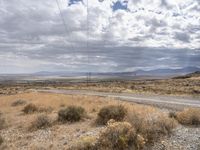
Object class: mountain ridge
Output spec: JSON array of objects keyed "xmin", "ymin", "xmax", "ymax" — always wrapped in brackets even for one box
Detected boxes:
[{"xmin": 32, "ymin": 66, "xmax": 200, "ymax": 76}]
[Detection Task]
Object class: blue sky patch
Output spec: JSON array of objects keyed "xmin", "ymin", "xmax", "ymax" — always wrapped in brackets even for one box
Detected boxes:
[
  {"xmin": 112, "ymin": 0, "xmax": 128, "ymax": 11},
  {"xmin": 68, "ymin": 0, "xmax": 83, "ymax": 6}
]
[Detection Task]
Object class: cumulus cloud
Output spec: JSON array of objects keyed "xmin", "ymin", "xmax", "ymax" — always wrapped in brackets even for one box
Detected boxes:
[{"xmin": 0, "ymin": 0, "xmax": 199, "ymax": 73}]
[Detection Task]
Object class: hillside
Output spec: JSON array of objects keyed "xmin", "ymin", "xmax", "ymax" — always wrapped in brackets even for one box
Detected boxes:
[{"xmin": 173, "ymin": 71, "xmax": 200, "ymax": 79}]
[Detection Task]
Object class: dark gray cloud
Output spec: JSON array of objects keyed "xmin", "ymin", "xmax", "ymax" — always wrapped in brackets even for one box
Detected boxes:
[{"xmin": 174, "ymin": 32, "xmax": 190, "ymax": 43}]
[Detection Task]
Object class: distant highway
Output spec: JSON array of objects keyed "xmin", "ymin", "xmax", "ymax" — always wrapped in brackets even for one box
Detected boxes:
[{"xmin": 37, "ymin": 89, "xmax": 200, "ymax": 110}]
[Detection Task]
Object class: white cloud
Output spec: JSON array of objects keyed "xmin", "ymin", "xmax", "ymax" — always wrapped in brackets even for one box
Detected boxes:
[{"xmin": 0, "ymin": 0, "xmax": 199, "ymax": 73}]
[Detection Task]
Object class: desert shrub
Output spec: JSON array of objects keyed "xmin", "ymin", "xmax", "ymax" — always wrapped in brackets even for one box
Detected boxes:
[
  {"xmin": 176, "ymin": 108, "xmax": 200, "ymax": 126},
  {"xmin": 96, "ymin": 105, "xmax": 127, "ymax": 125},
  {"xmin": 58, "ymin": 106, "xmax": 86, "ymax": 123},
  {"xmin": 22, "ymin": 104, "xmax": 52, "ymax": 114},
  {"xmin": 127, "ymin": 111, "xmax": 177, "ymax": 144},
  {"xmin": 30, "ymin": 114, "xmax": 52, "ymax": 130},
  {"xmin": 0, "ymin": 113, "xmax": 6, "ymax": 130},
  {"xmin": 11, "ymin": 99, "xmax": 26, "ymax": 107},
  {"xmin": 97, "ymin": 121, "xmax": 144, "ymax": 150},
  {"xmin": 69, "ymin": 136, "xmax": 97, "ymax": 150},
  {"xmin": 22, "ymin": 104, "xmax": 38, "ymax": 114},
  {"xmin": 141, "ymin": 116, "xmax": 177, "ymax": 143}
]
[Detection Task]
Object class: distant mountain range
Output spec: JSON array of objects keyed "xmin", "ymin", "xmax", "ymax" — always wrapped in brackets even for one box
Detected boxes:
[
  {"xmin": 0, "ymin": 66, "xmax": 199, "ymax": 81},
  {"xmin": 134, "ymin": 66, "xmax": 200, "ymax": 76},
  {"xmin": 33, "ymin": 66, "xmax": 200, "ymax": 77}
]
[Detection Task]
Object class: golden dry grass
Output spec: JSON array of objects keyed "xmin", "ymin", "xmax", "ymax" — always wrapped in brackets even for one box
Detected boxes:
[
  {"xmin": 29, "ymin": 114, "xmax": 52, "ymax": 131},
  {"xmin": 176, "ymin": 108, "xmax": 200, "ymax": 126},
  {"xmin": 127, "ymin": 105, "xmax": 178, "ymax": 144},
  {"xmin": 0, "ymin": 92, "xmax": 177, "ymax": 149}
]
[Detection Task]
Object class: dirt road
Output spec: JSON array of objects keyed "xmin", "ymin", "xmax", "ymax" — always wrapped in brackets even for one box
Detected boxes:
[{"xmin": 37, "ymin": 89, "xmax": 200, "ymax": 110}]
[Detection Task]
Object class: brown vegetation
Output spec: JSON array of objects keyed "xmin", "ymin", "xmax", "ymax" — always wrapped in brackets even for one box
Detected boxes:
[
  {"xmin": 11, "ymin": 99, "xmax": 27, "ymax": 107},
  {"xmin": 97, "ymin": 121, "xmax": 140, "ymax": 150},
  {"xmin": 176, "ymin": 108, "xmax": 200, "ymax": 126},
  {"xmin": 58, "ymin": 106, "xmax": 86, "ymax": 123},
  {"xmin": 30, "ymin": 114, "xmax": 52, "ymax": 130},
  {"xmin": 70, "ymin": 121, "xmax": 145, "ymax": 150},
  {"xmin": 68, "ymin": 136, "xmax": 97, "ymax": 150},
  {"xmin": 0, "ymin": 113, "xmax": 6, "ymax": 130},
  {"xmin": 127, "ymin": 107, "xmax": 177, "ymax": 144},
  {"xmin": 22, "ymin": 103, "xmax": 53, "ymax": 114},
  {"xmin": 96, "ymin": 105, "xmax": 127, "ymax": 125},
  {"xmin": 22, "ymin": 103, "xmax": 38, "ymax": 114}
]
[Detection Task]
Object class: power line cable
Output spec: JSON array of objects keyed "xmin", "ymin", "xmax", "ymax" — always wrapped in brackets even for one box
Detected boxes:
[
  {"xmin": 55, "ymin": 0, "xmax": 77, "ymax": 63},
  {"xmin": 86, "ymin": 0, "xmax": 91, "ymax": 85},
  {"xmin": 56, "ymin": 0, "xmax": 91, "ymax": 82}
]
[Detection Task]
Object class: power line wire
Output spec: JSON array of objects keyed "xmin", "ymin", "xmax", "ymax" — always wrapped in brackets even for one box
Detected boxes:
[
  {"xmin": 55, "ymin": 0, "xmax": 76, "ymax": 55},
  {"xmin": 56, "ymin": 0, "xmax": 91, "ymax": 83},
  {"xmin": 86, "ymin": 0, "xmax": 91, "ymax": 85}
]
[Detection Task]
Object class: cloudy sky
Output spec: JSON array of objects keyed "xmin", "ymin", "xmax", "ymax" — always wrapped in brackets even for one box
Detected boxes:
[{"xmin": 0, "ymin": 0, "xmax": 199, "ymax": 73}]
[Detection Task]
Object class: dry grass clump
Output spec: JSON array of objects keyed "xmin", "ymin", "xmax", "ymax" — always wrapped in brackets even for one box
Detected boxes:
[
  {"xmin": 30, "ymin": 114, "xmax": 52, "ymax": 130},
  {"xmin": 176, "ymin": 108, "xmax": 200, "ymax": 126},
  {"xmin": 96, "ymin": 105, "xmax": 127, "ymax": 125},
  {"xmin": 11, "ymin": 99, "xmax": 27, "ymax": 107},
  {"xmin": 22, "ymin": 104, "xmax": 38, "ymax": 114},
  {"xmin": 70, "ymin": 121, "xmax": 145, "ymax": 150},
  {"xmin": 141, "ymin": 116, "xmax": 177, "ymax": 143},
  {"xmin": 127, "ymin": 108, "xmax": 177, "ymax": 144},
  {"xmin": 69, "ymin": 136, "xmax": 97, "ymax": 150},
  {"xmin": 97, "ymin": 121, "xmax": 144, "ymax": 150},
  {"xmin": 58, "ymin": 106, "xmax": 86, "ymax": 123},
  {"xmin": 0, "ymin": 113, "xmax": 6, "ymax": 130},
  {"xmin": 22, "ymin": 103, "xmax": 53, "ymax": 114}
]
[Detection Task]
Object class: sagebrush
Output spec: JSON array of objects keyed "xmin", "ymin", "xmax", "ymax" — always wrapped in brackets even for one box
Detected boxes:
[
  {"xmin": 58, "ymin": 106, "xmax": 86, "ymax": 122},
  {"xmin": 97, "ymin": 121, "xmax": 139, "ymax": 150},
  {"xmin": 22, "ymin": 104, "xmax": 38, "ymax": 114},
  {"xmin": 96, "ymin": 105, "xmax": 127, "ymax": 125},
  {"xmin": 30, "ymin": 114, "xmax": 52, "ymax": 130},
  {"xmin": 127, "ymin": 110, "xmax": 177, "ymax": 144}
]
